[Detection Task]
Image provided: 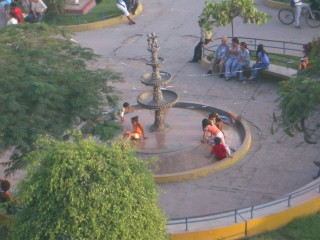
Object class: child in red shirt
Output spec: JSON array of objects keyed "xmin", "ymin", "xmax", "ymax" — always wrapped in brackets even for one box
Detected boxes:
[{"xmin": 206, "ymin": 137, "xmax": 232, "ymax": 160}]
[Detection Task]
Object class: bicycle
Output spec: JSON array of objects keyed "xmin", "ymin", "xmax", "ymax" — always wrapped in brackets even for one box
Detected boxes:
[{"xmin": 278, "ymin": 4, "xmax": 320, "ymax": 28}]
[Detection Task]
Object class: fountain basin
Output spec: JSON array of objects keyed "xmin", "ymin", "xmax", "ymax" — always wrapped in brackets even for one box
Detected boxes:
[
  {"xmin": 141, "ymin": 71, "xmax": 172, "ymax": 86},
  {"xmin": 137, "ymin": 90, "xmax": 179, "ymax": 110}
]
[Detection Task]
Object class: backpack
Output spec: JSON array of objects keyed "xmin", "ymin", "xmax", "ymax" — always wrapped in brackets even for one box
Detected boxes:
[{"xmin": 290, "ymin": 0, "xmax": 296, "ymax": 8}]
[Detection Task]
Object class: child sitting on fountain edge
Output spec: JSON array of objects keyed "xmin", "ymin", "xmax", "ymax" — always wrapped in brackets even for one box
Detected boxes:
[
  {"xmin": 124, "ymin": 116, "xmax": 148, "ymax": 141},
  {"xmin": 206, "ymin": 137, "xmax": 233, "ymax": 160}
]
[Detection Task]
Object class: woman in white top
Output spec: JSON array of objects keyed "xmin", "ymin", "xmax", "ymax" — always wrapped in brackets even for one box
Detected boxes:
[{"xmin": 116, "ymin": 0, "xmax": 136, "ymax": 25}]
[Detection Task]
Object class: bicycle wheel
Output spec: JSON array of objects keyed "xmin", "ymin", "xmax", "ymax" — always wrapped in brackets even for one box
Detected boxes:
[
  {"xmin": 278, "ymin": 8, "xmax": 295, "ymax": 25},
  {"xmin": 305, "ymin": 10, "xmax": 320, "ymax": 28}
]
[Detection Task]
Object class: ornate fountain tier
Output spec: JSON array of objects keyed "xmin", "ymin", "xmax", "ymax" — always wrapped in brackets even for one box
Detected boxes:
[
  {"xmin": 141, "ymin": 71, "xmax": 172, "ymax": 86},
  {"xmin": 137, "ymin": 90, "xmax": 179, "ymax": 110},
  {"xmin": 145, "ymin": 57, "xmax": 164, "ymax": 66},
  {"xmin": 137, "ymin": 33, "xmax": 179, "ymax": 132}
]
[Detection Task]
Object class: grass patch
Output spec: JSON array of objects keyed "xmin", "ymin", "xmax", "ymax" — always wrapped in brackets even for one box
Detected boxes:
[
  {"xmin": 243, "ymin": 212, "xmax": 320, "ymax": 240},
  {"xmin": 45, "ymin": 1, "xmax": 122, "ymax": 26}
]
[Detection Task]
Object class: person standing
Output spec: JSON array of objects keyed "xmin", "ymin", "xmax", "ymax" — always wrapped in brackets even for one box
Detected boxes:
[
  {"xmin": 189, "ymin": 19, "xmax": 213, "ymax": 63},
  {"xmin": 116, "ymin": 0, "xmax": 136, "ymax": 25},
  {"xmin": 293, "ymin": 0, "xmax": 308, "ymax": 29},
  {"xmin": 206, "ymin": 36, "xmax": 229, "ymax": 78}
]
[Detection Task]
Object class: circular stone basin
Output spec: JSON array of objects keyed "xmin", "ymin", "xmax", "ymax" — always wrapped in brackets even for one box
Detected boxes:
[
  {"xmin": 137, "ymin": 89, "xmax": 178, "ymax": 109},
  {"xmin": 122, "ymin": 103, "xmax": 247, "ymax": 181},
  {"xmin": 141, "ymin": 71, "xmax": 172, "ymax": 86}
]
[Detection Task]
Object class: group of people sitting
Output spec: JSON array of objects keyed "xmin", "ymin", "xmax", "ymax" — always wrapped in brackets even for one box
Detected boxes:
[
  {"xmin": 1, "ymin": 0, "xmax": 47, "ymax": 25},
  {"xmin": 206, "ymin": 36, "xmax": 270, "ymax": 84},
  {"xmin": 202, "ymin": 112, "xmax": 238, "ymax": 161}
]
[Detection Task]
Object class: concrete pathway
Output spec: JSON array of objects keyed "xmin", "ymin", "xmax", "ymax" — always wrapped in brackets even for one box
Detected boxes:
[
  {"xmin": 74, "ymin": 0, "xmax": 319, "ymax": 219},
  {"xmin": 1, "ymin": 0, "xmax": 319, "ymax": 220}
]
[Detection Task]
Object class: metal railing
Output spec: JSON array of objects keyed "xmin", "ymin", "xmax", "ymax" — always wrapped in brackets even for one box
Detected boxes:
[
  {"xmin": 203, "ymin": 36, "xmax": 305, "ymax": 69},
  {"xmin": 167, "ymin": 180, "xmax": 320, "ymax": 233}
]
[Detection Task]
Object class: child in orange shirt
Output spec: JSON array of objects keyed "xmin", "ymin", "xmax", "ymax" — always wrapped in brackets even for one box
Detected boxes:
[{"xmin": 124, "ymin": 116, "xmax": 147, "ymax": 141}]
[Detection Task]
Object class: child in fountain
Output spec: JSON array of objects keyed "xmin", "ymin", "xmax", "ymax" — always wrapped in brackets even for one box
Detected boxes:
[
  {"xmin": 124, "ymin": 116, "xmax": 147, "ymax": 141},
  {"xmin": 202, "ymin": 119, "xmax": 225, "ymax": 144},
  {"xmin": 206, "ymin": 137, "xmax": 232, "ymax": 160}
]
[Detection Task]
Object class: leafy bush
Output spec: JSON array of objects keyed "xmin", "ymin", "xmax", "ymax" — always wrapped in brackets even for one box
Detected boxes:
[
  {"xmin": 8, "ymin": 133, "xmax": 168, "ymax": 240},
  {"xmin": 92, "ymin": 121, "xmax": 123, "ymax": 141}
]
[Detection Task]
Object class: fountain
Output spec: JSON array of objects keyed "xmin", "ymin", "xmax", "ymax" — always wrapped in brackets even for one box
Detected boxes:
[
  {"xmin": 123, "ymin": 34, "xmax": 248, "ymax": 183},
  {"xmin": 137, "ymin": 33, "xmax": 179, "ymax": 132}
]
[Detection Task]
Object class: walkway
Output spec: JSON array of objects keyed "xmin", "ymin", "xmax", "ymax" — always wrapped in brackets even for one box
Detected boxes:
[
  {"xmin": 1, "ymin": 0, "xmax": 319, "ymax": 221},
  {"xmin": 74, "ymin": 0, "xmax": 319, "ymax": 219}
]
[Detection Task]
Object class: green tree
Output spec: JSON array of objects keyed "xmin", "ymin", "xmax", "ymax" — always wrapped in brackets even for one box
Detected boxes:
[
  {"xmin": 0, "ymin": 24, "xmax": 122, "ymax": 174},
  {"xmin": 200, "ymin": 0, "xmax": 271, "ymax": 37},
  {"xmin": 8, "ymin": 133, "xmax": 168, "ymax": 240},
  {"xmin": 46, "ymin": 0, "xmax": 66, "ymax": 15},
  {"xmin": 278, "ymin": 37, "xmax": 320, "ymax": 143}
]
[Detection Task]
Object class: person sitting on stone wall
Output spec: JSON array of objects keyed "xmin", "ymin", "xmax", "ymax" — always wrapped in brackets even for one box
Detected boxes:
[
  {"xmin": 206, "ymin": 36, "xmax": 229, "ymax": 78},
  {"xmin": 25, "ymin": 0, "xmax": 47, "ymax": 23}
]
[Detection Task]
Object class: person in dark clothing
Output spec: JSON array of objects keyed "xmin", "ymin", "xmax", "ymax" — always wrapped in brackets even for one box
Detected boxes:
[{"xmin": 189, "ymin": 19, "xmax": 213, "ymax": 63}]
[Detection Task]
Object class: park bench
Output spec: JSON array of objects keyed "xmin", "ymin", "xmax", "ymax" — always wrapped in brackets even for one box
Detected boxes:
[{"xmin": 201, "ymin": 58, "xmax": 297, "ymax": 81}]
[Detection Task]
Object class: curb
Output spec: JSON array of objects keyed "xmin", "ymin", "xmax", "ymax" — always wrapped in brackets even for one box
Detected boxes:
[
  {"xmin": 154, "ymin": 113, "xmax": 252, "ymax": 183},
  {"xmin": 62, "ymin": 2, "xmax": 143, "ymax": 32}
]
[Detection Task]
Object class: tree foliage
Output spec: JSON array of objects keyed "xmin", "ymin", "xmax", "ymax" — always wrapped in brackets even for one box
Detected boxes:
[
  {"xmin": 0, "ymin": 24, "xmax": 122, "ymax": 174},
  {"xmin": 200, "ymin": 0, "xmax": 271, "ymax": 36},
  {"xmin": 278, "ymin": 37, "xmax": 320, "ymax": 143},
  {"xmin": 9, "ymin": 133, "xmax": 168, "ymax": 240},
  {"xmin": 46, "ymin": 0, "xmax": 66, "ymax": 15}
]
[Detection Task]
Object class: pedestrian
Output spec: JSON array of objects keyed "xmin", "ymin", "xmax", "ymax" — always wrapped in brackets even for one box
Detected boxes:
[
  {"xmin": 131, "ymin": 0, "xmax": 139, "ymax": 15},
  {"xmin": 25, "ymin": 0, "xmax": 47, "ymax": 23},
  {"xmin": 235, "ymin": 42, "xmax": 251, "ymax": 81},
  {"xmin": 206, "ymin": 137, "xmax": 232, "ymax": 160},
  {"xmin": 103, "ymin": 102, "xmax": 131, "ymax": 122},
  {"xmin": 0, "ymin": 179, "xmax": 12, "ymax": 203},
  {"xmin": 313, "ymin": 161, "xmax": 320, "ymax": 179},
  {"xmin": 189, "ymin": 19, "xmax": 213, "ymax": 63},
  {"xmin": 10, "ymin": 2, "xmax": 24, "ymax": 24},
  {"xmin": 6, "ymin": 11, "xmax": 18, "ymax": 25},
  {"xmin": 124, "ymin": 116, "xmax": 147, "ymax": 141},
  {"xmin": 0, "ymin": 0, "xmax": 11, "ymax": 9},
  {"xmin": 293, "ymin": 0, "xmax": 308, "ymax": 29},
  {"xmin": 206, "ymin": 36, "xmax": 229, "ymax": 78},
  {"xmin": 116, "ymin": 0, "xmax": 136, "ymax": 25},
  {"xmin": 225, "ymin": 37, "xmax": 240, "ymax": 81},
  {"xmin": 202, "ymin": 119, "xmax": 225, "ymax": 144},
  {"xmin": 247, "ymin": 44, "xmax": 270, "ymax": 83}
]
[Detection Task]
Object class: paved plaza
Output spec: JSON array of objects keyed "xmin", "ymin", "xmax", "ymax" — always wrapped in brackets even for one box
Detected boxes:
[{"xmin": 1, "ymin": 0, "xmax": 319, "ymax": 220}]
